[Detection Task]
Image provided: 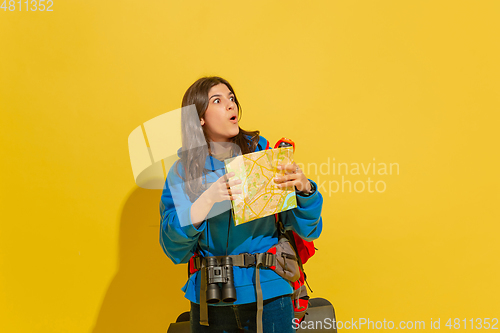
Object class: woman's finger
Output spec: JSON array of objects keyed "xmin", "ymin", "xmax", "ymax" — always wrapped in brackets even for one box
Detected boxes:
[
  {"xmin": 292, "ymin": 162, "xmax": 302, "ymax": 174},
  {"xmin": 228, "ymin": 191, "xmax": 242, "ymax": 200},
  {"xmin": 274, "ymin": 174, "xmax": 298, "ymax": 184},
  {"xmin": 219, "ymin": 172, "xmax": 236, "ymax": 184},
  {"xmin": 277, "ymin": 181, "xmax": 296, "ymax": 190},
  {"xmin": 224, "ymin": 184, "xmax": 242, "ymax": 196},
  {"xmin": 278, "ymin": 163, "xmax": 298, "ymax": 174},
  {"xmin": 225, "ymin": 186, "xmax": 242, "ymax": 194},
  {"xmin": 275, "ymin": 178, "xmax": 294, "ymax": 188},
  {"xmin": 227, "ymin": 179, "xmax": 242, "ymax": 187}
]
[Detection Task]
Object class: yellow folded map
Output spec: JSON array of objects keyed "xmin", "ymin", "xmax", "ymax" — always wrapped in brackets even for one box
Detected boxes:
[{"xmin": 224, "ymin": 147, "xmax": 297, "ymax": 226}]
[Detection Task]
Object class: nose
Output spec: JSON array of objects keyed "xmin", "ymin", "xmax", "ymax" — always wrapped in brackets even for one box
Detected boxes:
[{"xmin": 226, "ymin": 99, "xmax": 235, "ymax": 111}]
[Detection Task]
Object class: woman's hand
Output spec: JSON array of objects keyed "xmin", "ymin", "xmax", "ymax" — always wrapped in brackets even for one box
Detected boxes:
[
  {"xmin": 273, "ymin": 162, "xmax": 312, "ymax": 193},
  {"xmin": 191, "ymin": 172, "xmax": 241, "ymax": 226},
  {"xmin": 205, "ymin": 172, "xmax": 242, "ymax": 204}
]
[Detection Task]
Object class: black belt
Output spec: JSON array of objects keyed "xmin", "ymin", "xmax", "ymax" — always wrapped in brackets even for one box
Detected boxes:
[{"xmin": 192, "ymin": 252, "xmax": 276, "ymax": 271}]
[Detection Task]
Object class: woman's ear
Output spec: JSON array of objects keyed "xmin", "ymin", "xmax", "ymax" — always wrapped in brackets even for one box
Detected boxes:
[{"xmin": 200, "ymin": 118, "xmax": 205, "ymax": 126}]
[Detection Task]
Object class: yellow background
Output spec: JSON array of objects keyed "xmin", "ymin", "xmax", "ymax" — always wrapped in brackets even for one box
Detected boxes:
[{"xmin": 1, "ymin": 1, "xmax": 499, "ymax": 332}]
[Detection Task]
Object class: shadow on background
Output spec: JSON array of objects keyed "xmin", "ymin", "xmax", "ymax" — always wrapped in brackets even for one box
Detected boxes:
[{"xmin": 92, "ymin": 186, "xmax": 189, "ymax": 333}]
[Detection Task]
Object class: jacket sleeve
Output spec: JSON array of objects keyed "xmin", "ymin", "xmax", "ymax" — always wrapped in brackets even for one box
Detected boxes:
[
  {"xmin": 159, "ymin": 163, "xmax": 207, "ymax": 264},
  {"xmin": 281, "ymin": 179, "xmax": 323, "ymax": 242}
]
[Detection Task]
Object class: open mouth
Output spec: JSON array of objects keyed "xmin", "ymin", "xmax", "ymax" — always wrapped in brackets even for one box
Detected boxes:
[{"xmin": 230, "ymin": 115, "xmax": 237, "ymax": 123}]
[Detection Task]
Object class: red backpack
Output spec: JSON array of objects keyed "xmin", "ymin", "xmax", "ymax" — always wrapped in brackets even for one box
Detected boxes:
[
  {"xmin": 273, "ymin": 137, "xmax": 317, "ymax": 322},
  {"xmin": 271, "ymin": 213, "xmax": 315, "ymax": 322}
]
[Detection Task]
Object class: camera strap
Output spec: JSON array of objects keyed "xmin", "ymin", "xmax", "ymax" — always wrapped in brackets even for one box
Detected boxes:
[
  {"xmin": 199, "ymin": 211, "xmax": 232, "ymax": 327},
  {"xmin": 199, "ymin": 260, "xmax": 209, "ymax": 326}
]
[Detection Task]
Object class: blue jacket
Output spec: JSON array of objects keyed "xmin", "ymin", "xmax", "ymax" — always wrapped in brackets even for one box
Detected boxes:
[{"xmin": 159, "ymin": 135, "xmax": 323, "ymax": 305}]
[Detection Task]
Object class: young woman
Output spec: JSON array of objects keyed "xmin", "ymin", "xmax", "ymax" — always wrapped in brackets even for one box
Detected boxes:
[{"xmin": 159, "ymin": 76, "xmax": 323, "ymax": 333}]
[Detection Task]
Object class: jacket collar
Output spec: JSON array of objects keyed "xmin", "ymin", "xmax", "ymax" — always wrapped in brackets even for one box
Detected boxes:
[
  {"xmin": 176, "ymin": 147, "xmax": 231, "ymax": 171},
  {"xmin": 205, "ymin": 154, "xmax": 226, "ymax": 171}
]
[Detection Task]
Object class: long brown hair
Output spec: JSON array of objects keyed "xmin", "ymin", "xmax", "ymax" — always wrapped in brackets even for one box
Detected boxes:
[{"xmin": 175, "ymin": 76, "xmax": 260, "ymax": 202}]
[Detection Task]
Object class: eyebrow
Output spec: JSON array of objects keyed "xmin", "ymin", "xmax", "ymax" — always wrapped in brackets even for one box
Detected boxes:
[{"xmin": 209, "ymin": 92, "xmax": 235, "ymax": 101}]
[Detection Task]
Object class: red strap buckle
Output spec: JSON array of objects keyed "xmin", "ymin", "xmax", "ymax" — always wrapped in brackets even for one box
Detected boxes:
[
  {"xmin": 274, "ymin": 137, "xmax": 295, "ymax": 152},
  {"xmin": 188, "ymin": 254, "xmax": 200, "ymax": 275},
  {"xmin": 266, "ymin": 246, "xmax": 277, "ymax": 270}
]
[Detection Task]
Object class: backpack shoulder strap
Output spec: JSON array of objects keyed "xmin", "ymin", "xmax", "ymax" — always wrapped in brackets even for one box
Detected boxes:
[{"xmin": 257, "ymin": 137, "xmax": 270, "ymax": 151}]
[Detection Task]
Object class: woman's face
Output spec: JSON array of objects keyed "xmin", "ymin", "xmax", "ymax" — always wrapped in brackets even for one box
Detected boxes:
[{"xmin": 201, "ymin": 83, "xmax": 240, "ymax": 142}]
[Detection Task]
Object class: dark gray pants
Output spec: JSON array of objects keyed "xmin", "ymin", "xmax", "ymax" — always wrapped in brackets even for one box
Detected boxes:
[{"xmin": 190, "ymin": 295, "xmax": 295, "ymax": 333}]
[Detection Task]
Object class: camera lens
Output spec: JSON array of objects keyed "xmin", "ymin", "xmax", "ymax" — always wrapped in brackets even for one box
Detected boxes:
[
  {"xmin": 206, "ymin": 257, "xmax": 221, "ymax": 304},
  {"xmin": 221, "ymin": 257, "xmax": 237, "ymax": 303}
]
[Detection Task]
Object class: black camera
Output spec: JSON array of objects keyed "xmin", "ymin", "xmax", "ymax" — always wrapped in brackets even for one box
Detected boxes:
[{"xmin": 205, "ymin": 256, "xmax": 237, "ymax": 304}]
